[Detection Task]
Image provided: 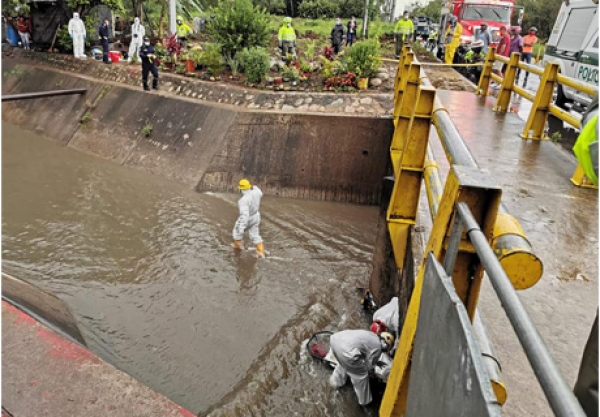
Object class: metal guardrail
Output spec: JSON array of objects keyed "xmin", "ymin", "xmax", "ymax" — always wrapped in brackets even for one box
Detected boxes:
[
  {"xmin": 379, "ymin": 46, "xmax": 578, "ymax": 417},
  {"xmin": 475, "ymin": 47, "xmax": 598, "ymax": 189},
  {"xmin": 455, "ymin": 202, "xmax": 586, "ymax": 417},
  {"xmin": 1, "ymin": 89, "xmax": 87, "ymax": 102}
]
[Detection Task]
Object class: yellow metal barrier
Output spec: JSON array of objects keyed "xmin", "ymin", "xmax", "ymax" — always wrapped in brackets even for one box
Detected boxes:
[
  {"xmin": 380, "ymin": 46, "xmax": 544, "ymax": 416},
  {"xmin": 476, "ymin": 48, "xmax": 598, "ymax": 188}
]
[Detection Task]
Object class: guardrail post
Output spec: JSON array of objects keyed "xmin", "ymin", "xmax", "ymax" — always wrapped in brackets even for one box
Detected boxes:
[
  {"xmin": 476, "ymin": 47, "xmax": 496, "ymax": 96},
  {"xmin": 520, "ymin": 62, "xmax": 560, "ymax": 140},
  {"xmin": 570, "ymin": 164, "xmax": 599, "ymax": 189},
  {"xmin": 392, "ymin": 63, "xmax": 421, "ymax": 169},
  {"xmin": 394, "ymin": 50, "xmax": 414, "ymax": 111},
  {"xmin": 387, "ymin": 85, "xmax": 436, "ymax": 271},
  {"xmin": 494, "ymin": 52, "xmax": 520, "ymax": 113},
  {"xmin": 381, "ymin": 165, "xmax": 502, "ymax": 417}
]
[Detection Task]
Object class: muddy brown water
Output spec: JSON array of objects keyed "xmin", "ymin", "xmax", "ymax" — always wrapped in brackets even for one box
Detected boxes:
[{"xmin": 2, "ymin": 123, "xmax": 383, "ymax": 416}]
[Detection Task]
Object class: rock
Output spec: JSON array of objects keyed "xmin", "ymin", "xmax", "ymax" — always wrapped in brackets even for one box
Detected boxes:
[
  {"xmin": 304, "ymin": 97, "xmax": 313, "ymax": 104},
  {"xmin": 359, "ymin": 97, "xmax": 373, "ymax": 105},
  {"xmin": 369, "ymin": 78, "xmax": 382, "ymax": 87},
  {"xmin": 281, "ymin": 104, "xmax": 295, "ymax": 112},
  {"xmin": 330, "ymin": 98, "xmax": 344, "ymax": 107},
  {"xmin": 297, "ymin": 104, "xmax": 309, "ymax": 111},
  {"xmin": 378, "ymin": 67, "xmax": 389, "ymax": 74},
  {"xmin": 308, "ymin": 104, "xmax": 320, "ymax": 111},
  {"xmin": 209, "ymin": 76, "xmax": 215, "ymax": 81},
  {"xmin": 376, "ymin": 72, "xmax": 390, "ymax": 80},
  {"xmin": 356, "ymin": 107, "xmax": 366, "ymax": 113},
  {"xmin": 352, "ymin": 101, "xmax": 360, "ymax": 107},
  {"xmin": 344, "ymin": 106, "xmax": 356, "ymax": 113},
  {"xmin": 245, "ymin": 95, "xmax": 254, "ymax": 100},
  {"xmin": 263, "ymin": 102, "xmax": 274, "ymax": 109},
  {"xmin": 294, "ymin": 98, "xmax": 304, "ymax": 106}
]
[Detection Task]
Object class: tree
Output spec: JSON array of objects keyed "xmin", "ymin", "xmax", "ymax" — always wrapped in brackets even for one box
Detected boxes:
[
  {"xmin": 516, "ymin": 0, "xmax": 562, "ymax": 41},
  {"xmin": 411, "ymin": 0, "xmax": 442, "ymax": 22},
  {"xmin": 208, "ymin": 0, "xmax": 270, "ymax": 57}
]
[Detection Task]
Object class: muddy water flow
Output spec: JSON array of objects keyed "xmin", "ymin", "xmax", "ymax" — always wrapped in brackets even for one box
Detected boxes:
[{"xmin": 2, "ymin": 123, "xmax": 381, "ymax": 416}]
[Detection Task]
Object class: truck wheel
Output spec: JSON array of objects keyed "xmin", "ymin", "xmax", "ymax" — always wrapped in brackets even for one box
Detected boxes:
[{"xmin": 555, "ymin": 84, "xmax": 569, "ymax": 109}]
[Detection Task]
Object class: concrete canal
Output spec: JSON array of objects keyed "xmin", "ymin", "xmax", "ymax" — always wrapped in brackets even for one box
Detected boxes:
[{"xmin": 2, "ymin": 123, "xmax": 384, "ymax": 416}]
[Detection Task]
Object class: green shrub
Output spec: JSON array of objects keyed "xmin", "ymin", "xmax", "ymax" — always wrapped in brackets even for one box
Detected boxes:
[
  {"xmin": 346, "ymin": 39, "xmax": 382, "ymax": 78},
  {"xmin": 299, "ymin": 0, "xmax": 340, "ymax": 19},
  {"xmin": 202, "ymin": 43, "xmax": 225, "ymax": 75},
  {"xmin": 238, "ymin": 47, "xmax": 271, "ymax": 83},
  {"xmin": 57, "ymin": 25, "xmax": 73, "ymax": 52},
  {"xmin": 208, "ymin": 0, "xmax": 271, "ymax": 57}
]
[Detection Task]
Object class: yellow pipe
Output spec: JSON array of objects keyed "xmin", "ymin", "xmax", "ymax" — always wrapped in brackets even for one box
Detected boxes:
[
  {"xmin": 513, "ymin": 85, "xmax": 536, "ymax": 102},
  {"xmin": 557, "ymin": 74, "xmax": 598, "ymax": 96},
  {"xmin": 549, "ymin": 103, "xmax": 582, "ymax": 129}
]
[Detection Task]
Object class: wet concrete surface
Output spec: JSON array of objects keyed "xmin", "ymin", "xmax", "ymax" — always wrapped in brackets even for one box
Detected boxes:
[
  {"xmin": 2, "ymin": 301, "xmax": 196, "ymax": 417},
  {"xmin": 429, "ymin": 90, "xmax": 598, "ymax": 416},
  {"xmin": 2, "ymin": 123, "xmax": 382, "ymax": 416}
]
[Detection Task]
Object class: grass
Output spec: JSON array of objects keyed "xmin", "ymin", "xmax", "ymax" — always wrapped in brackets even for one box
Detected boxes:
[
  {"xmin": 142, "ymin": 123, "xmax": 153, "ymax": 138},
  {"xmin": 533, "ymin": 42, "xmax": 545, "ymax": 60},
  {"xmin": 550, "ymin": 130, "xmax": 562, "ymax": 143},
  {"xmin": 80, "ymin": 111, "xmax": 92, "ymax": 126},
  {"xmin": 269, "ymin": 16, "xmax": 395, "ymax": 41}
]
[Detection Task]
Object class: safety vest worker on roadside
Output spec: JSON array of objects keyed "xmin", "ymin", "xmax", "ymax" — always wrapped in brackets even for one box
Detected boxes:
[
  {"xmin": 445, "ymin": 15, "xmax": 463, "ymax": 65},
  {"xmin": 278, "ymin": 17, "xmax": 297, "ymax": 61},
  {"xmin": 231, "ymin": 179, "xmax": 266, "ymax": 258},
  {"xmin": 573, "ymin": 95, "xmax": 599, "ymax": 186},
  {"xmin": 395, "ymin": 11, "xmax": 414, "ymax": 58},
  {"xmin": 176, "ymin": 16, "xmax": 192, "ymax": 47}
]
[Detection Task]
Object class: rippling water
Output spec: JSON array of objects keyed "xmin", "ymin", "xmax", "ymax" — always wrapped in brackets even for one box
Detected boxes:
[{"xmin": 2, "ymin": 124, "xmax": 382, "ymax": 416}]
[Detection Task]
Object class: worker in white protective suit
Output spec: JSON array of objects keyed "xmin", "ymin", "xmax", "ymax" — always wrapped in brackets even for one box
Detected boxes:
[
  {"xmin": 231, "ymin": 179, "xmax": 265, "ymax": 258},
  {"xmin": 330, "ymin": 329, "xmax": 394, "ymax": 406},
  {"xmin": 371, "ymin": 296, "xmax": 400, "ymax": 354},
  {"xmin": 68, "ymin": 12, "xmax": 86, "ymax": 59},
  {"xmin": 128, "ymin": 17, "xmax": 145, "ymax": 62}
]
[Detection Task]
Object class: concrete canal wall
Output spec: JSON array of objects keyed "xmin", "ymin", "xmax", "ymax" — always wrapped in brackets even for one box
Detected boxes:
[{"xmin": 1, "ymin": 58, "xmax": 394, "ymax": 204}]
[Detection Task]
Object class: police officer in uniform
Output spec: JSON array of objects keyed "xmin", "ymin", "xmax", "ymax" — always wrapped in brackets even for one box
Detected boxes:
[{"xmin": 139, "ymin": 36, "xmax": 158, "ymax": 91}]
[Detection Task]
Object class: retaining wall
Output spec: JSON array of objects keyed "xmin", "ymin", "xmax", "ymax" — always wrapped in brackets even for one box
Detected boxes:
[{"xmin": 2, "ymin": 60, "xmax": 393, "ymax": 204}]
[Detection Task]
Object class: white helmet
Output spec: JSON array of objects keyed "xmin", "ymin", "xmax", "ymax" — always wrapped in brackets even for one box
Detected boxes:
[
  {"xmin": 381, "ymin": 332, "xmax": 394, "ymax": 351},
  {"xmin": 471, "ymin": 39, "xmax": 484, "ymax": 48},
  {"xmin": 134, "ymin": 17, "xmax": 140, "ymax": 24},
  {"xmin": 73, "ymin": 12, "xmax": 80, "ymax": 19}
]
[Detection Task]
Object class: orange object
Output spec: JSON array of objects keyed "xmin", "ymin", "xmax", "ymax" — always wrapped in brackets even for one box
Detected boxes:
[{"xmin": 523, "ymin": 34, "xmax": 537, "ymax": 54}]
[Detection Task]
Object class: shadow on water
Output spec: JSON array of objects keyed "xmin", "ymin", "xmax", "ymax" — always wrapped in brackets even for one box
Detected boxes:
[{"xmin": 2, "ymin": 123, "xmax": 383, "ymax": 416}]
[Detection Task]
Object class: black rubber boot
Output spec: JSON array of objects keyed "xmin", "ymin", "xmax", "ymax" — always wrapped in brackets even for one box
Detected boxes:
[
  {"xmin": 143, "ymin": 82, "xmax": 150, "ymax": 91},
  {"xmin": 152, "ymin": 79, "xmax": 158, "ymax": 90}
]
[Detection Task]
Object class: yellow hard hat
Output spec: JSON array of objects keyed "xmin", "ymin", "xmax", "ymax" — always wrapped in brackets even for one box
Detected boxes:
[
  {"xmin": 381, "ymin": 332, "xmax": 395, "ymax": 350},
  {"xmin": 238, "ymin": 179, "xmax": 252, "ymax": 190}
]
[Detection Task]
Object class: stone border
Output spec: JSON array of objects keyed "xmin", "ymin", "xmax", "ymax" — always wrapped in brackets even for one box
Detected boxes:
[{"xmin": 3, "ymin": 48, "xmax": 394, "ymax": 117}]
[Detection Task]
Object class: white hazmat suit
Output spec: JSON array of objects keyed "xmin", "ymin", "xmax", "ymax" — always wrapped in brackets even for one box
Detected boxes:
[
  {"xmin": 373, "ymin": 296, "xmax": 400, "ymax": 334},
  {"xmin": 68, "ymin": 13, "xmax": 86, "ymax": 59},
  {"xmin": 232, "ymin": 186, "xmax": 263, "ymax": 244},
  {"xmin": 128, "ymin": 17, "xmax": 145, "ymax": 62},
  {"xmin": 329, "ymin": 329, "xmax": 386, "ymax": 406}
]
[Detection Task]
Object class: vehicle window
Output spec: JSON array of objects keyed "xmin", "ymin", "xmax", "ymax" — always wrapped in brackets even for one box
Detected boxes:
[
  {"xmin": 461, "ymin": 5, "xmax": 511, "ymax": 23},
  {"xmin": 557, "ymin": 8, "xmax": 597, "ymax": 52}
]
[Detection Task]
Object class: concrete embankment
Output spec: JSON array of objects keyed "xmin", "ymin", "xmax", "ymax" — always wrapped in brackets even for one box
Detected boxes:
[
  {"xmin": 2, "ymin": 300, "xmax": 196, "ymax": 417},
  {"xmin": 2, "ymin": 58, "xmax": 393, "ymax": 204}
]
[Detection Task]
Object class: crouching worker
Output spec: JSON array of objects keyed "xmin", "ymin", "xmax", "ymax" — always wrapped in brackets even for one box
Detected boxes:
[
  {"xmin": 371, "ymin": 296, "xmax": 400, "ymax": 353},
  {"xmin": 140, "ymin": 36, "xmax": 158, "ymax": 91},
  {"xmin": 231, "ymin": 179, "xmax": 266, "ymax": 258},
  {"xmin": 330, "ymin": 329, "xmax": 394, "ymax": 406}
]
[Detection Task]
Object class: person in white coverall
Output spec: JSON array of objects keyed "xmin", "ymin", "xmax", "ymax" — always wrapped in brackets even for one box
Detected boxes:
[
  {"xmin": 231, "ymin": 179, "xmax": 265, "ymax": 258},
  {"xmin": 128, "ymin": 17, "xmax": 145, "ymax": 62},
  {"xmin": 68, "ymin": 13, "xmax": 86, "ymax": 59},
  {"xmin": 330, "ymin": 329, "xmax": 394, "ymax": 406}
]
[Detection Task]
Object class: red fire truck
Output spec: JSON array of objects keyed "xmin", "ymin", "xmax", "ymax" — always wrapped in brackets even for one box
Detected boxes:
[{"xmin": 438, "ymin": 0, "xmax": 523, "ymax": 45}]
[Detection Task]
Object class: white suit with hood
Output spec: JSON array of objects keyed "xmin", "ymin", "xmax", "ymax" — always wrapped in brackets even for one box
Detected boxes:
[
  {"xmin": 373, "ymin": 296, "xmax": 400, "ymax": 334},
  {"xmin": 329, "ymin": 329, "xmax": 385, "ymax": 406},
  {"xmin": 68, "ymin": 13, "xmax": 86, "ymax": 58},
  {"xmin": 128, "ymin": 17, "xmax": 145, "ymax": 61},
  {"xmin": 232, "ymin": 186, "xmax": 263, "ymax": 244}
]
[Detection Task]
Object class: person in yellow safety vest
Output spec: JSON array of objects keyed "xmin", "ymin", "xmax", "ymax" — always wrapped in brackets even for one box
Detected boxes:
[
  {"xmin": 278, "ymin": 16, "xmax": 297, "ymax": 61},
  {"xmin": 445, "ymin": 15, "xmax": 463, "ymax": 65},
  {"xmin": 573, "ymin": 95, "xmax": 599, "ymax": 186},
  {"xmin": 427, "ymin": 27, "xmax": 438, "ymax": 51},
  {"xmin": 395, "ymin": 11, "xmax": 414, "ymax": 58},
  {"xmin": 176, "ymin": 16, "xmax": 192, "ymax": 48}
]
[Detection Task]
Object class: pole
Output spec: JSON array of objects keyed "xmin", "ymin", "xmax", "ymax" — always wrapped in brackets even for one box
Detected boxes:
[
  {"xmin": 169, "ymin": 0, "xmax": 176, "ymax": 36},
  {"xmin": 2, "ymin": 89, "xmax": 87, "ymax": 102},
  {"xmin": 362, "ymin": 0, "xmax": 369, "ymax": 38}
]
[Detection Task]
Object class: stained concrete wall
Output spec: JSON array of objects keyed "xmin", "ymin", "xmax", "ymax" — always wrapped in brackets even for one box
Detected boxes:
[{"xmin": 2, "ymin": 62, "xmax": 393, "ymax": 204}]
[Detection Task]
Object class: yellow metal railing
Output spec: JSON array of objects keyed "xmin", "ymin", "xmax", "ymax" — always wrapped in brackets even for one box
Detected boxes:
[
  {"xmin": 476, "ymin": 47, "xmax": 598, "ymax": 189},
  {"xmin": 379, "ymin": 46, "xmax": 547, "ymax": 416}
]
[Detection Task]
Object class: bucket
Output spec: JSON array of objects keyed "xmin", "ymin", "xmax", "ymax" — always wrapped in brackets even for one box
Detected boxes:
[
  {"xmin": 358, "ymin": 77, "xmax": 369, "ymax": 90},
  {"xmin": 108, "ymin": 51, "xmax": 120, "ymax": 63}
]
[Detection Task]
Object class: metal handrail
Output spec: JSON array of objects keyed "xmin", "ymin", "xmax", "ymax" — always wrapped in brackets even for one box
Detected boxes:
[
  {"xmin": 1, "ymin": 89, "xmax": 87, "ymax": 102},
  {"xmin": 455, "ymin": 202, "xmax": 586, "ymax": 417}
]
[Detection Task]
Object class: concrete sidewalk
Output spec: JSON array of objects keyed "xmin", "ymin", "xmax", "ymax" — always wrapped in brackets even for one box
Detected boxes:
[{"xmin": 2, "ymin": 301, "xmax": 196, "ymax": 417}]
